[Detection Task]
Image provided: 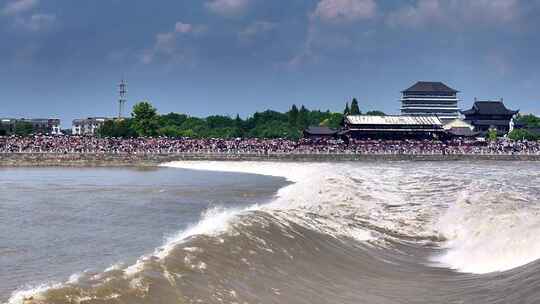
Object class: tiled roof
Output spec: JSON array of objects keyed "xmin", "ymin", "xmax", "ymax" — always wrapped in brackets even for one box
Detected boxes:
[
  {"xmin": 345, "ymin": 115, "xmax": 443, "ymax": 126},
  {"xmin": 462, "ymin": 101, "xmax": 518, "ymax": 116},
  {"xmin": 303, "ymin": 126, "xmax": 338, "ymax": 135},
  {"xmin": 403, "ymin": 81, "xmax": 458, "ymax": 93}
]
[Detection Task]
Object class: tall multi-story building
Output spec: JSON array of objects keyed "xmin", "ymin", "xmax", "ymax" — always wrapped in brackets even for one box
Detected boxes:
[
  {"xmin": 400, "ymin": 81, "xmax": 461, "ymax": 122},
  {"xmin": 72, "ymin": 117, "xmax": 111, "ymax": 135},
  {"xmin": 0, "ymin": 118, "xmax": 61, "ymax": 135}
]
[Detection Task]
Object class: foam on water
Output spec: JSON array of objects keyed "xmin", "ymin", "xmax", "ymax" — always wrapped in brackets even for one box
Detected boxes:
[
  {"xmin": 121, "ymin": 205, "xmax": 252, "ymax": 277},
  {"xmin": 7, "ymin": 283, "xmax": 63, "ymax": 304},
  {"xmin": 6, "ymin": 161, "xmax": 540, "ymax": 303},
  {"xmin": 162, "ymin": 161, "xmax": 378, "ymax": 242},
  {"xmin": 163, "ymin": 161, "xmax": 540, "ymax": 275},
  {"xmin": 155, "ymin": 206, "xmax": 245, "ymax": 259},
  {"xmin": 433, "ymin": 187, "xmax": 540, "ymax": 274}
]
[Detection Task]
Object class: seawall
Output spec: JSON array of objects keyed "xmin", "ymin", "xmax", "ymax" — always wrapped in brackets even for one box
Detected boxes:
[{"xmin": 1, "ymin": 152, "xmax": 540, "ymax": 167}]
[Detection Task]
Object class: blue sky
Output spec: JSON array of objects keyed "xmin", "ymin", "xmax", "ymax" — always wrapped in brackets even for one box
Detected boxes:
[{"xmin": 1, "ymin": 0, "xmax": 539, "ymax": 127}]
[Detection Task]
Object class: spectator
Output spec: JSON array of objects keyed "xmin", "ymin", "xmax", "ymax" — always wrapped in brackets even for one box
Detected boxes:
[{"xmin": 0, "ymin": 135, "xmax": 539, "ymax": 155}]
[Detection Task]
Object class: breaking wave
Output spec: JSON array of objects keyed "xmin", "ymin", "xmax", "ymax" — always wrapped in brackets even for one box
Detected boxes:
[{"xmin": 5, "ymin": 161, "xmax": 540, "ymax": 304}]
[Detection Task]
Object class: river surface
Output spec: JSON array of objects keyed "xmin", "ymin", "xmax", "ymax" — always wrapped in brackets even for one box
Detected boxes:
[{"xmin": 1, "ymin": 161, "xmax": 540, "ymax": 304}]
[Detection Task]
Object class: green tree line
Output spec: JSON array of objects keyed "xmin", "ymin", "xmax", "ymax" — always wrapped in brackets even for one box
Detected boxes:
[
  {"xmin": 98, "ymin": 99, "xmax": 385, "ymax": 139},
  {"xmin": 0, "ymin": 121, "xmax": 35, "ymax": 136},
  {"xmin": 508, "ymin": 114, "xmax": 540, "ymax": 140}
]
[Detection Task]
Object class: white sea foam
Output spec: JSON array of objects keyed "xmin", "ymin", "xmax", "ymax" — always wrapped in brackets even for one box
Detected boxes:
[
  {"xmin": 165, "ymin": 161, "xmax": 540, "ymax": 275},
  {"xmin": 7, "ymin": 283, "xmax": 63, "ymax": 304},
  {"xmin": 160, "ymin": 161, "xmax": 451, "ymax": 244},
  {"xmin": 156, "ymin": 206, "xmax": 245, "ymax": 259},
  {"xmin": 124, "ymin": 206, "xmax": 247, "ymax": 276},
  {"xmin": 7, "ymin": 161, "xmax": 538, "ymax": 303},
  {"xmin": 162, "ymin": 161, "xmax": 378, "ymax": 243},
  {"xmin": 126, "ymin": 161, "xmax": 310, "ymax": 277},
  {"xmin": 433, "ymin": 188, "xmax": 540, "ymax": 274}
]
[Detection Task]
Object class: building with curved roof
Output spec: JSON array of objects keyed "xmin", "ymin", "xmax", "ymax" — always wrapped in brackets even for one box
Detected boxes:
[
  {"xmin": 400, "ymin": 81, "xmax": 461, "ymax": 122},
  {"xmin": 462, "ymin": 99, "xmax": 519, "ymax": 135}
]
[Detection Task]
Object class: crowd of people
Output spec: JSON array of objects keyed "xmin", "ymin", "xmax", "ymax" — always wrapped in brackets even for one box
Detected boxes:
[{"xmin": 1, "ymin": 135, "xmax": 540, "ymax": 155}]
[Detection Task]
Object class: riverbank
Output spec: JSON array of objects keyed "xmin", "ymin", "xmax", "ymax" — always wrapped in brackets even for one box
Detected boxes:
[{"xmin": 1, "ymin": 152, "xmax": 540, "ymax": 167}]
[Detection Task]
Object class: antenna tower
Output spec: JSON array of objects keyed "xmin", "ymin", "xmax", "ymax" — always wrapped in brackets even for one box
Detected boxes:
[{"xmin": 118, "ymin": 79, "xmax": 127, "ymax": 119}]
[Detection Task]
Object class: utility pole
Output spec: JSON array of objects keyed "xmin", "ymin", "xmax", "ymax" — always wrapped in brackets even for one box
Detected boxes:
[{"xmin": 118, "ymin": 79, "xmax": 127, "ymax": 119}]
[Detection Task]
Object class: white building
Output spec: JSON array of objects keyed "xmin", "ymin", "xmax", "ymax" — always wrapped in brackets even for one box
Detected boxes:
[
  {"xmin": 72, "ymin": 117, "xmax": 111, "ymax": 135},
  {"xmin": 401, "ymin": 81, "xmax": 461, "ymax": 123}
]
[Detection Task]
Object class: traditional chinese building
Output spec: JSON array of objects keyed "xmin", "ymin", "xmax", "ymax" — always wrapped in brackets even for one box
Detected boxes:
[
  {"xmin": 401, "ymin": 81, "xmax": 460, "ymax": 122},
  {"xmin": 461, "ymin": 99, "xmax": 519, "ymax": 135},
  {"xmin": 342, "ymin": 115, "xmax": 444, "ymax": 139}
]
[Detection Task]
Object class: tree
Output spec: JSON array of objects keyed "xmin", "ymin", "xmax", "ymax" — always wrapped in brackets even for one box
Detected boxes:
[
  {"xmin": 158, "ymin": 125, "xmax": 182, "ymax": 138},
  {"xmin": 508, "ymin": 129, "xmax": 539, "ymax": 141},
  {"xmin": 180, "ymin": 129, "xmax": 196, "ymax": 138},
  {"xmin": 179, "ymin": 117, "xmax": 208, "ymax": 138},
  {"xmin": 515, "ymin": 114, "xmax": 540, "ymax": 128},
  {"xmin": 307, "ymin": 110, "xmax": 327, "ymax": 127},
  {"xmin": 158, "ymin": 112, "xmax": 188, "ymax": 128},
  {"xmin": 297, "ymin": 105, "xmax": 309, "ymax": 129},
  {"xmin": 350, "ymin": 98, "xmax": 361, "ymax": 115},
  {"xmin": 98, "ymin": 102, "xmax": 349, "ymax": 139},
  {"xmin": 487, "ymin": 128, "xmax": 498, "ymax": 141},
  {"xmin": 97, "ymin": 120, "xmax": 115, "ymax": 137},
  {"xmin": 234, "ymin": 114, "xmax": 245, "ymax": 137},
  {"xmin": 234, "ymin": 114, "xmax": 243, "ymax": 128},
  {"xmin": 132, "ymin": 101, "xmax": 159, "ymax": 137},
  {"xmin": 326, "ymin": 112, "xmax": 344, "ymax": 129},
  {"xmin": 366, "ymin": 110, "xmax": 386, "ymax": 116},
  {"xmin": 343, "ymin": 102, "xmax": 350, "ymax": 115},
  {"xmin": 245, "ymin": 110, "xmax": 287, "ymax": 131},
  {"xmin": 14, "ymin": 121, "xmax": 34, "ymax": 136},
  {"xmin": 205, "ymin": 115, "xmax": 235, "ymax": 137},
  {"xmin": 97, "ymin": 119, "xmax": 138, "ymax": 138},
  {"xmin": 288, "ymin": 104, "xmax": 299, "ymax": 128},
  {"xmin": 248, "ymin": 120, "xmax": 289, "ymax": 138}
]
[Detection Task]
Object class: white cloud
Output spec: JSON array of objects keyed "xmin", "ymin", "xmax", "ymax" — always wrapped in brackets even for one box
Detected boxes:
[
  {"xmin": 140, "ymin": 51, "xmax": 154, "ymax": 65},
  {"xmin": 14, "ymin": 13, "xmax": 55, "ymax": 31},
  {"xmin": 155, "ymin": 32, "xmax": 177, "ymax": 54},
  {"xmin": 175, "ymin": 22, "xmax": 193, "ymax": 33},
  {"xmin": 142, "ymin": 21, "xmax": 205, "ymax": 64},
  {"xmin": 142, "ymin": 32, "xmax": 177, "ymax": 64},
  {"xmin": 313, "ymin": 0, "xmax": 377, "ymax": 23},
  {"xmin": 205, "ymin": 0, "xmax": 250, "ymax": 17},
  {"xmin": 1, "ymin": 0, "xmax": 39, "ymax": 16},
  {"xmin": 286, "ymin": 0, "xmax": 376, "ymax": 69},
  {"xmin": 387, "ymin": 0, "xmax": 522, "ymax": 29},
  {"xmin": 387, "ymin": 0, "xmax": 442, "ymax": 28},
  {"xmin": 459, "ymin": 0, "xmax": 520, "ymax": 23},
  {"xmin": 174, "ymin": 22, "xmax": 206, "ymax": 34},
  {"xmin": 238, "ymin": 21, "xmax": 276, "ymax": 41},
  {"xmin": 2, "ymin": 0, "xmax": 57, "ymax": 32}
]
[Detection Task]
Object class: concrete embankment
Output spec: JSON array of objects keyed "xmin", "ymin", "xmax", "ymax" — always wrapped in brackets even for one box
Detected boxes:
[{"xmin": 1, "ymin": 152, "xmax": 539, "ymax": 167}]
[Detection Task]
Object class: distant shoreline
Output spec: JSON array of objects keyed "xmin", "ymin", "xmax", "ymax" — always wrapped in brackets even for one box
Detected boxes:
[{"xmin": 1, "ymin": 152, "xmax": 540, "ymax": 167}]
